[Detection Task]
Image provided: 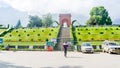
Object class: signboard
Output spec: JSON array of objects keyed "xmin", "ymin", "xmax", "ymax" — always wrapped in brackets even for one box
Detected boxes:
[
  {"xmin": 46, "ymin": 41, "xmax": 54, "ymax": 46},
  {"xmin": 0, "ymin": 38, "xmax": 3, "ymax": 44},
  {"xmin": 51, "ymin": 38, "xmax": 57, "ymax": 44}
]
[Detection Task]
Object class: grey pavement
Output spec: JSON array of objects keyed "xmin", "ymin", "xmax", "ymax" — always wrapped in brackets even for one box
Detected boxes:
[{"xmin": 0, "ymin": 51, "xmax": 120, "ymax": 68}]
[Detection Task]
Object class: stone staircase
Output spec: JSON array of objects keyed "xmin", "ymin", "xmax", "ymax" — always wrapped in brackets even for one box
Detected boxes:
[{"xmin": 58, "ymin": 27, "xmax": 70, "ymax": 50}]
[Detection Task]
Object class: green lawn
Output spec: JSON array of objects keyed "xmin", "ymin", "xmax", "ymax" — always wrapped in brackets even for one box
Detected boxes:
[
  {"xmin": 72, "ymin": 26, "xmax": 120, "ymax": 46},
  {"xmin": 2, "ymin": 26, "xmax": 60, "ymax": 46},
  {"xmin": 78, "ymin": 41, "xmax": 103, "ymax": 46},
  {"xmin": 1, "ymin": 42, "xmax": 45, "ymax": 46},
  {"xmin": 75, "ymin": 26, "xmax": 120, "ymax": 41},
  {"xmin": 0, "ymin": 29, "xmax": 7, "ymax": 34}
]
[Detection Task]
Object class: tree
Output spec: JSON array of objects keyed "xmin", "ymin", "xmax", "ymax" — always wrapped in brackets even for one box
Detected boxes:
[
  {"xmin": 27, "ymin": 15, "xmax": 43, "ymax": 27},
  {"xmin": 86, "ymin": 6, "xmax": 112, "ymax": 26},
  {"xmin": 72, "ymin": 20, "xmax": 77, "ymax": 27},
  {"xmin": 15, "ymin": 20, "xmax": 22, "ymax": 28},
  {"xmin": 0, "ymin": 24, "xmax": 3, "ymax": 28},
  {"xmin": 71, "ymin": 20, "xmax": 78, "ymax": 45},
  {"xmin": 42, "ymin": 13, "xmax": 53, "ymax": 27},
  {"xmin": 54, "ymin": 20, "xmax": 59, "ymax": 25}
]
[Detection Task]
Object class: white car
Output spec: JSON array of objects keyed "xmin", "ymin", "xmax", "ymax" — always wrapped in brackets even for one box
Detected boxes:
[
  {"xmin": 81, "ymin": 42, "xmax": 94, "ymax": 53},
  {"xmin": 102, "ymin": 40, "xmax": 120, "ymax": 54}
]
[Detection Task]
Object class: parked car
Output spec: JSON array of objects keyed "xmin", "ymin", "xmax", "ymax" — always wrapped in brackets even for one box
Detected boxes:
[
  {"xmin": 81, "ymin": 42, "xmax": 94, "ymax": 53},
  {"xmin": 102, "ymin": 40, "xmax": 120, "ymax": 54}
]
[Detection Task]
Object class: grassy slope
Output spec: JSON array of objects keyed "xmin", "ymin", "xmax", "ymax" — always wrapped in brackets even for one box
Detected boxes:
[
  {"xmin": 0, "ymin": 29, "xmax": 7, "ymax": 34},
  {"xmin": 74, "ymin": 26, "xmax": 120, "ymax": 45},
  {"xmin": 2, "ymin": 27, "xmax": 60, "ymax": 46}
]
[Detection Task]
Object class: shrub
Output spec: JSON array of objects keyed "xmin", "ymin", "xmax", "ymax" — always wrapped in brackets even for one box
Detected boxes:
[
  {"xmin": 38, "ymin": 39, "xmax": 41, "ymax": 41},
  {"xmin": 110, "ymin": 28, "xmax": 113, "ymax": 30},
  {"xmin": 18, "ymin": 34, "xmax": 21, "ymax": 37},
  {"xmin": 91, "ymin": 38, "xmax": 94, "ymax": 40},
  {"xmin": 31, "ymin": 39, "xmax": 33, "ymax": 41},
  {"xmin": 88, "ymin": 32, "xmax": 90, "ymax": 34},
  {"xmin": 79, "ymin": 39, "xmax": 81, "ymax": 41},
  {"xmin": 27, "ymin": 34, "xmax": 30, "ymax": 36},
  {"xmin": 46, "ymin": 38, "xmax": 48, "ymax": 42},
  {"xmin": 94, "ymin": 49, "xmax": 102, "ymax": 52},
  {"xmin": 86, "ymin": 28, "xmax": 88, "ymax": 30},
  {"xmin": 9, "ymin": 34, "xmax": 12, "ymax": 37},
  {"xmin": 78, "ymin": 32, "xmax": 80, "ymax": 35},
  {"xmin": 100, "ymin": 32, "xmax": 104, "ymax": 34},
  {"xmin": 38, "ymin": 34, "xmax": 40, "ymax": 36},
  {"xmin": 42, "ymin": 30, "xmax": 44, "ymax": 32},
  {"xmin": 105, "ymin": 28, "xmax": 108, "ymax": 30},
  {"xmin": 33, "ymin": 30, "xmax": 35, "ymax": 32},
  {"xmin": 16, "ymin": 31, "xmax": 18, "ymax": 33},
  {"xmin": 49, "ymin": 33, "xmax": 51, "ymax": 36},
  {"xmin": 19, "ymin": 39, "xmax": 22, "ymax": 41},
  {"xmin": 111, "ymin": 32, "xmax": 114, "ymax": 34},
  {"xmin": 116, "ymin": 28, "xmax": 119, "ymax": 30},
  {"xmin": 24, "ymin": 31, "xmax": 26, "ymax": 32},
  {"xmin": 51, "ymin": 29, "xmax": 53, "ymax": 31}
]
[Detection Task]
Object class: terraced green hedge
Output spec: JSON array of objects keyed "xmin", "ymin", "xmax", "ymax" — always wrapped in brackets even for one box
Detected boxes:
[
  {"xmin": 2, "ymin": 26, "xmax": 60, "ymax": 45},
  {"xmin": 74, "ymin": 26, "xmax": 120, "ymax": 45}
]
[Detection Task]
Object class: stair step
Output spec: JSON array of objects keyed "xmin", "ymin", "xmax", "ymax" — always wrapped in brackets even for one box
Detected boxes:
[{"xmin": 57, "ymin": 27, "xmax": 71, "ymax": 50}]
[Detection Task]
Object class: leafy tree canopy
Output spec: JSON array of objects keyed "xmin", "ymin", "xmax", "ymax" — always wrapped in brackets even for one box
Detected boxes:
[
  {"xmin": 15, "ymin": 20, "xmax": 22, "ymax": 28},
  {"xmin": 86, "ymin": 6, "xmax": 112, "ymax": 26},
  {"xmin": 42, "ymin": 13, "xmax": 53, "ymax": 27},
  {"xmin": 27, "ymin": 15, "xmax": 43, "ymax": 28},
  {"xmin": 27, "ymin": 13, "xmax": 54, "ymax": 28}
]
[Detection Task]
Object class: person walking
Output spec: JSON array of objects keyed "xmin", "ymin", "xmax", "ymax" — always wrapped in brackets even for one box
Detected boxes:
[{"xmin": 63, "ymin": 42, "xmax": 68, "ymax": 57}]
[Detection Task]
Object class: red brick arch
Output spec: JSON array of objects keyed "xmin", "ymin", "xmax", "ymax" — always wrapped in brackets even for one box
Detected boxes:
[{"xmin": 59, "ymin": 14, "xmax": 71, "ymax": 27}]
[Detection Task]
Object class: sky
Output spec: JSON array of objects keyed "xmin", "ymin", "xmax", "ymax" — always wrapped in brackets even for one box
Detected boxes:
[{"xmin": 0, "ymin": 0, "xmax": 120, "ymax": 27}]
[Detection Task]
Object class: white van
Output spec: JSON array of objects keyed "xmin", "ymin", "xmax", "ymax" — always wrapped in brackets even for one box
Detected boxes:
[
  {"xmin": 81, "ymin": 42, "xmax": 94, "ymax": 53},
  {"xmin": 102, "ymin": 40, "xmax": 120, "ymax": 54}
]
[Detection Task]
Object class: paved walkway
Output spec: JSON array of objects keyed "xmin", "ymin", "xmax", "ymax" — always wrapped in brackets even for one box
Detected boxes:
[{"xmin": 0, "ymin": 51, "xmax": 120, "ymax": 68}]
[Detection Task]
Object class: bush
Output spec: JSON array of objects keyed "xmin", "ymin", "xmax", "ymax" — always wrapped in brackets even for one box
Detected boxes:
[
  {"xmin": 79, "ymin": 39, "xmax": 81, "ymax": 41},
  {"xmin": 94, "ymin": 49, "xmax": 102, "ymax": 52},
  {"xmin": 100, "ymin": 32, "xmax": 104, "ymax": 34},
  {"xmin": 116, "ymin": 28, "xmax": 119, "ymax": 30},
  {"xmin": 16, "ymin": 31, "xmax": 18, "ymax": 33},
  {"xmin": 51, "ymin": 29, "xmax": 53, "ymax": 31},
  {"xmin": 38, "ymin": 34, "xmax": 40, "ymax": 36},
  {"xmin": 88, "ymin": 32, "xmax": 90, "ymax": 34},
  {"xmin": 33, "ymin": 30, "xmax": 35, "ymax": 32},
  {"xmin": 27, "ymin": 34, "xmax": 30, "ymax": 36},
  {"xmin": 78, "ymin": 32, "xmax": 80, "ymax": 35},
  {"xmin": 42, "ymin": 30, "xmax": 44, "ymax": 32},
  {"xmin": 105, "ymin": 28, "xmax": 108, "ymax": 30},
  {"xmin": 24, "ymin": 31, "xmax": 26, "ymax": 32},
  {"xmin": 111, "ymin": 32, "xmax": 114, "ymax": 34},
  {"xmin": 49, "ymin": 33, "xmax": 51, "ymax": 36}
]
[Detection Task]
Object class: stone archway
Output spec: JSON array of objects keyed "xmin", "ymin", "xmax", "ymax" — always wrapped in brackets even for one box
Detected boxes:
[{"xmin": 59, "ymin": 14, "xmax": 71, "ymax": 27}]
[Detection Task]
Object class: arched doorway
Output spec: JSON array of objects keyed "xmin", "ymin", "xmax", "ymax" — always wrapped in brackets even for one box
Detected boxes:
[
  {"xmin": 59, "ymin": 14, "xmax": 71, "ymax": 27},
  {"xmin": 62, "ymin": 19, "xmax": 68, "ymax": 27}
]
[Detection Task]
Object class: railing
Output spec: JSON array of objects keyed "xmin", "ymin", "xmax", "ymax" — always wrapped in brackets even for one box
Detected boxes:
[{"xmin": 54, "ymin": 26, "xmax": 62, "ymax": 50}]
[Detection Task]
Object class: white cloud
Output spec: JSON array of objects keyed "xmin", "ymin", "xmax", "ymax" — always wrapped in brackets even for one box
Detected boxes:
[
  {"xmin": 3, "ymin": 0, "xmax": 94, "ymax": 15},
  {"xmin": 0, "ymin": 0, "xmax": 120, "ymax": 25},
  {"xmin": 2, "ymin": 0, "xmax": 120, "ymax": 18}
]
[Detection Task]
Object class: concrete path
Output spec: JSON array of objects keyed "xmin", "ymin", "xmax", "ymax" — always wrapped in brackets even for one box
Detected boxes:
[{"xmin": 0, "ymin": 51, "xmax": 120, "ymax": 68}]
